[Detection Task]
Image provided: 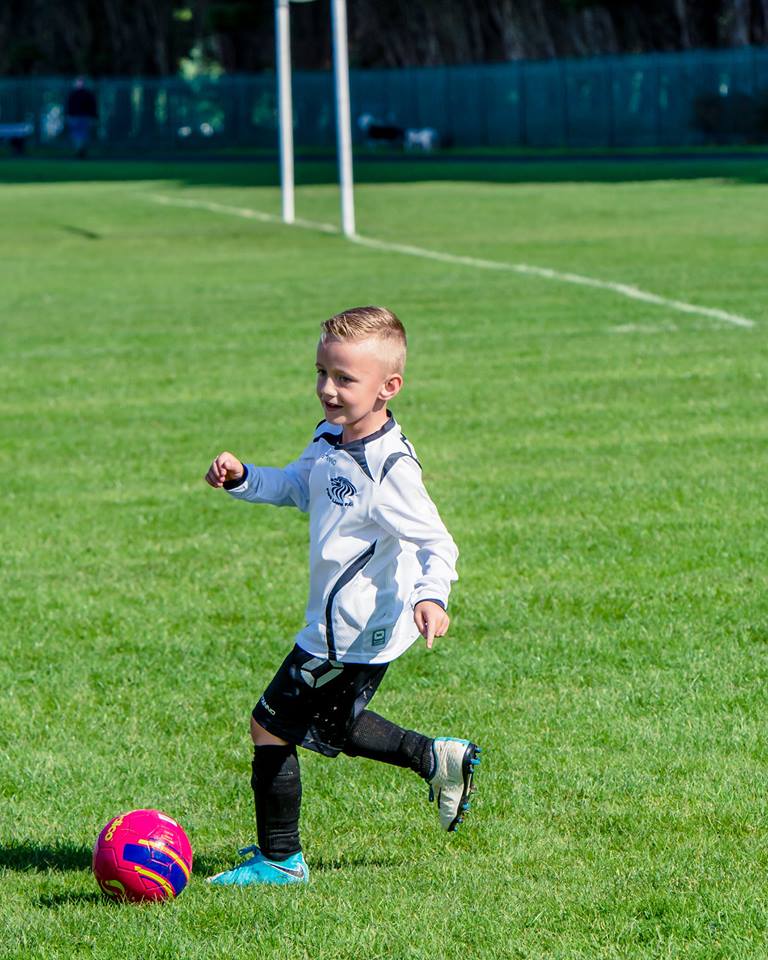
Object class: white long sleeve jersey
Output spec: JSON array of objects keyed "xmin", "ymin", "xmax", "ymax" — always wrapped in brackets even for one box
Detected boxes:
[{"xmin": 226, "ymin": 414, "xmax": 458, "ymax": 663}]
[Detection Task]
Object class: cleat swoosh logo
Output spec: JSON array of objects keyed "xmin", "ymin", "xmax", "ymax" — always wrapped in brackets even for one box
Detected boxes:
[{"xmin": 270, "ymin": 862, "xmax": 306, "ymax": 879}]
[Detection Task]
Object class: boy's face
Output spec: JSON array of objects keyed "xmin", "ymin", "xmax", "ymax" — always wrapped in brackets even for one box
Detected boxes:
[{"xmin": 315, "ymin": 336, "xmax": 402, "ymax": 441}]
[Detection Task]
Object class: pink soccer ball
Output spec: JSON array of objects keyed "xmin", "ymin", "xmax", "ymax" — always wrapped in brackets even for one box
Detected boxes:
[{"xmin": 92, "ymin": 809, "xmax": 193, "ymax": 902}]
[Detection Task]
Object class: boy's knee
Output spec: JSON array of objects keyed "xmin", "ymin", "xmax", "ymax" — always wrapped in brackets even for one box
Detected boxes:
[{"xmin": 250, "ymin": 715, "xmax": 289, "ymax": 747}]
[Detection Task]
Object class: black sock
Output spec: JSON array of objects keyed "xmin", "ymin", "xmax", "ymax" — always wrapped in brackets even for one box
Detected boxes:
[
  {"xmin": 251, "ymin": 745, "xmax": 302, "ymax": 861},
  {"xmin": 342, "ymin": 710, "xmax": 434, "ymax": 779}
]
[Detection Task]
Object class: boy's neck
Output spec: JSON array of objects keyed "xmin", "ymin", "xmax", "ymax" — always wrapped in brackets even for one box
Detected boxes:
[{"xmin": 341, "ymin": 409, "xmax": 390, "ymax": 444}]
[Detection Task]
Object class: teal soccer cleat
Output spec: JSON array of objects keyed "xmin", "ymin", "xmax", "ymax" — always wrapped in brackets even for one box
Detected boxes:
[
  {"xmin": 207, "ymin": 846, "xmax": 309, "ymax": 886},
  {"xmin": 427, "ymin": 737, "xmax": 481, "ymax": 832}
]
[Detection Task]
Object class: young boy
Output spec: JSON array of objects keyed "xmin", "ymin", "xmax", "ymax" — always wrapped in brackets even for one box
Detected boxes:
[{"xmin": 204, "ymin": 306, "xmax": 480, "ymax": 886}]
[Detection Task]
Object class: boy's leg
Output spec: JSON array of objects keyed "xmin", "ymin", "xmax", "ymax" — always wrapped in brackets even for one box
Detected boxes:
[
  {"xmin": 207, "ymin": 719, "xmax": 308, "ymax": 886},
  {"xmin": 341, "ymin": 710, "xmax": 434, "ymax": 778},
  {"xmin": 250, "ymin": 720, "xmax": 302, "ymax": 862},
  {"xmin": 342, "ymin": 710, "xmax": 481, "ymax": 832}
]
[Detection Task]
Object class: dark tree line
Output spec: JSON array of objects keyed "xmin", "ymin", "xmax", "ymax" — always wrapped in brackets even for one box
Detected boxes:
[
  {"xmin": 1, "ymin": 0, "xmax": 767, "ymax": 75},
  {"xmin": 351, "ymin": 0, "xmax": 768, "ymax": 66}
]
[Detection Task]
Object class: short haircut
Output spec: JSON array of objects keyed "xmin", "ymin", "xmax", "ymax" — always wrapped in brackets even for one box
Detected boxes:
[{"xmin": 320, "ymin": 306, "xmax": 407, "ymax": 374}]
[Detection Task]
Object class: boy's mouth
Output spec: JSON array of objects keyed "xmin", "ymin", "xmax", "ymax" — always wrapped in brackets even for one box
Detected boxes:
[{"xmin": 323, "ymin": 400, "xmax": 342, "ymax": 411}]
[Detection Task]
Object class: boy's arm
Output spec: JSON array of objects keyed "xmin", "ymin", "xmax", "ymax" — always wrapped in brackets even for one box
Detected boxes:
[
  {"xmin": 413, "ymin": 599, "xmax": 451, "ymax": 650},
  {"xmin": 205, "ymin": 451, "xmax": 245, "ymax": 488},
  {"xmin": 204, "ymin": 438, "xmax": 317, "ymax": 512},
  {"xmin": 369, "ymin": 457, "xmax": 459, "ymax": 613}
]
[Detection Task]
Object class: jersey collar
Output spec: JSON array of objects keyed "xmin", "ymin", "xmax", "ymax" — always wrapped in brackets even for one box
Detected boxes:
[
  {"xmin": 331, "ymin": 412, "xmax": 396, "ymax": 481},
  {"xmin": 336, "ymin": 410, "xmax": 396, "ymax": 451}
]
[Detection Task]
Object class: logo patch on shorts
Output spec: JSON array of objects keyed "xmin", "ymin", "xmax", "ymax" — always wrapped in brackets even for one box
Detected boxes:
[
  {"xmin": 300, "ymin": 657, "xmax": 344, "ymax": 688},
  {"xmin": 326, "ymin": 476, "xmax": 357, "ymax": 507}
]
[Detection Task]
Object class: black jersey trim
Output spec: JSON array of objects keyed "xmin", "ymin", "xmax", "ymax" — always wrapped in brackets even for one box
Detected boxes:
[
  {"xmin": 312, "ymin": 420, "xmax": 343, "ymax": 446},
  {"xmin": 335, "ymin": 411, "xmax": 396, "ymax": 451},
  {"xmin": 325, "ymin": 541, "xmax": 377, "ymax": 659},
  {"xmin": 314, "ymin": 431, "xmax": 343, "ymax": 446},
  {"xmin": 223, "ymin": 465, "xmax": 249, "ymax": 490},
  {"xmin": 342, "ymin": 443, "xmax": 373, "ymax": 480},
  {"xmin": 336, "ymin": 414, "xmax": 397, "ymax": 481},
  {"xmin": 312, "ymin": 414, "xmax": 398, "ymax": 482},
  {"xmin": 379, "ymin": 451, "xmax": 420, "ymax": 483},
  {"xmin": 400, "ymin": 434, "xmax": 419, "ymax": 461},
  {"xmin": 415, "ymin": 597, "xmax": 447, "ymax": 611}
]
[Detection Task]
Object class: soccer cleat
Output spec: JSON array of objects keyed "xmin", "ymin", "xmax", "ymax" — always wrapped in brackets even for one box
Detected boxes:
[
  {"xmin": 427, "ymin": 737, "xmax": 481, "ymax": 832},
  {"xmin": 206, "ymin": 846, "xmax": 309, "ymax": 886}
]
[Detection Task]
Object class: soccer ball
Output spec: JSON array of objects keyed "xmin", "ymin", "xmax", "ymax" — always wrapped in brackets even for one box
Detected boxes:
[{"xmin": 92, "ymin": 809, "xmax": 193, "ymax": 902}]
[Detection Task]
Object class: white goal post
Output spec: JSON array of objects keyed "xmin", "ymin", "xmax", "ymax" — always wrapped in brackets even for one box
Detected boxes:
[{"xmin": 275, "ymin": 0, "xmax": 356, "ymax": 236}]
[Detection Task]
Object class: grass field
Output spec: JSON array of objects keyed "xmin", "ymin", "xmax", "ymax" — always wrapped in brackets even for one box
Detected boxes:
[{"xmin": 1, "ymin": 155, "xmax": 767, "ymax": 959}]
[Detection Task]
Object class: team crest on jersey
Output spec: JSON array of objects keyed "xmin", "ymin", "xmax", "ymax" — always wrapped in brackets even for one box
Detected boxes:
[{"xmin": 326, "ymin": 476, "xmax": 357, "ymax": 507}]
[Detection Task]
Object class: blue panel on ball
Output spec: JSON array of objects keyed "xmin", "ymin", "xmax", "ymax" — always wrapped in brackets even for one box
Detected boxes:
[{"xmin": 123, "ymin": 842, "xmax": 189, "ymax": 895}]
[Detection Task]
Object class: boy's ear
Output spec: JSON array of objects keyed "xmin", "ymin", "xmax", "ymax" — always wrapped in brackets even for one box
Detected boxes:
[{"xmin": 379, "ymin": 373, "xmax": 403, "ymax": 401}]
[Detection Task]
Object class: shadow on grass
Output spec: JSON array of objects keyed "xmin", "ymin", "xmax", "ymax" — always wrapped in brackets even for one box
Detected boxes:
[
  {"xmin": 36, "ymin": 891, "xmax": 183, "ymax": 908},
  {"xmin": 60, "ymin": 224, "xmax": 101, "ymax": 240},
  {"xmin": 0, "ymin": 841, "xmax": 219, "ymax": 879},
  {"xmin": 37, "ymin": 892, "xmax": 105, "ymax": 908},
  {"xmin": 0, "ymin": 841, "xmax": 93, "ymax": 872},
  {"xmin": 310, "ymin": 853, "xmax": 406, "ymax": 872}
]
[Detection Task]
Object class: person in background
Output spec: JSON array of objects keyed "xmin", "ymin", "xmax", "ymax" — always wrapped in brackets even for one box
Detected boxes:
[{"xmin": 66, "ymin": 78, "xmax": 98, "ymax": 158}]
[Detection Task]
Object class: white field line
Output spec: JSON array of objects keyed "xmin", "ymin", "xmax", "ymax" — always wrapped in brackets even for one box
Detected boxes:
[
  {"xmin": 147, "ymin": 193, "xmax": 338, "ymax": 234},
  {"xmin": 145, "ymin": 193, "xmax": 755, "ymax": 329}
]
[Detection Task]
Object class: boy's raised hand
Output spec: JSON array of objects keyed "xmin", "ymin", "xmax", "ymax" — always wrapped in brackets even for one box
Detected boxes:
[
  {"xmin": 414, "ymin": 600, "xmax": 450, "ymax": 650},
  {"xmin": 205, "ymin": 451, "xmax": 245, "ymax": 488}
]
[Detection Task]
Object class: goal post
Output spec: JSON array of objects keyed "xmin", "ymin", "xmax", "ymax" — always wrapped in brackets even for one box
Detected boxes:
[
  {"xmin": 275, "ymin": 0, "xmax": 295, "ymax": 225},
  {"xmin": 330, "ymin": 0, "xmax": 355, "ymax": 237},
  {"xmin": 274, "ymin": 0, "xmax": 356, "ymax": 236}
]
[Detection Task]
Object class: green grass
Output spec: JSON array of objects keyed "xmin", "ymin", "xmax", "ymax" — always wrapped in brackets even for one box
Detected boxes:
[{"xmin": 1, "ymin": 157, "xmax": 767, "ymax": 959}]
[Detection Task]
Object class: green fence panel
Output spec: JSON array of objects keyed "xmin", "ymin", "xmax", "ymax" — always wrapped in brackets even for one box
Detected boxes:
[
  {"xmin": 611, "ymin": 55, "xmax": 659, "ymax": 147},
  {"xmin": 521, "ymin": 61, "xmax": 567, "ymax": 147},
  {"xmin": 564, "ymin": 59, "xmax": 613, "ymax": 147},
  {"xmin": 2, "ymin": 47, "xmax": 767, "ymax": 152},
  {"xmin": 445, "ymin": 65, "xmax": 487, "ymax": 145},
  {"xmin": 487, "ymin": 63, "xmax": 524, "ymax": 147}
]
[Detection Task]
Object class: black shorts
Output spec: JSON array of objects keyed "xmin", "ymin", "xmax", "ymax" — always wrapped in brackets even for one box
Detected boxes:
[{"xmin": 252, "ymin": 645, "xmax": 389, "ymax": 757}]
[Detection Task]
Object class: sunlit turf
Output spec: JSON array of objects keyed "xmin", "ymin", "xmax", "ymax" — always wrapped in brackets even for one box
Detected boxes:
[{"xmin": 1, "ymin": 157, "xmax": 767, "ymax": 959}]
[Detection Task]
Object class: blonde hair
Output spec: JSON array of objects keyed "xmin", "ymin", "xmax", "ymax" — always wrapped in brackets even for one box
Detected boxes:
[{"xmin": 321, "ymin": 306, "xmax": 407, "ymax": 374}]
